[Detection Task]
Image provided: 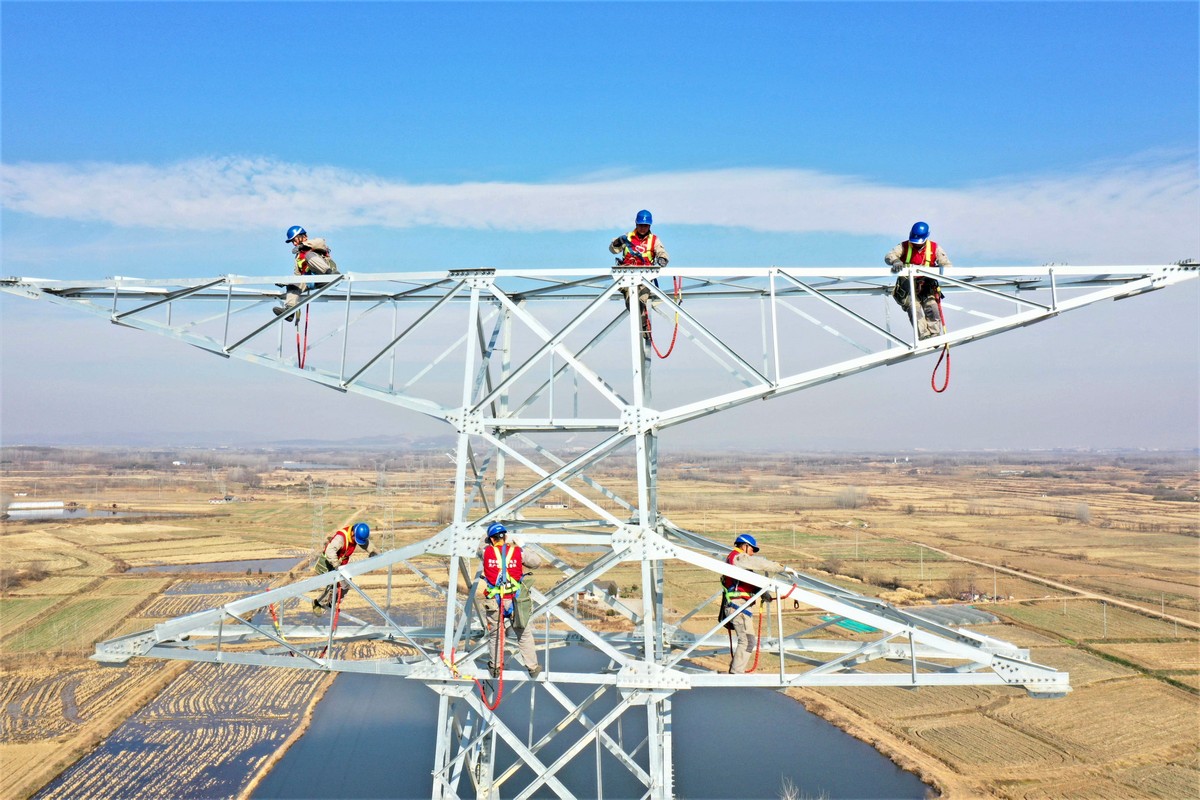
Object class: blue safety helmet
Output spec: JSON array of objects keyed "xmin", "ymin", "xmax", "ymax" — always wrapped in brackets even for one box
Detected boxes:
[
  {"xmin": 486, "ymin": 522, "xmax": 508, "ymax": 539},
  {"xmin": 908, "ymin": 221, "xmax": 929, "ymax": 245},
  {"xmin": 734, "ymin": 533, "xmax": 760, "ymax": 552},
  {"xmin": 285, "ymin": 225, "xmax": 306, "ymax": 243},
  {"xmin": 352, "ymin": 522, "xmax": 370, "ymax": 546},
  {"xmin": 635, "ymin": 209, "xmax": 653, "ymax": 226}
]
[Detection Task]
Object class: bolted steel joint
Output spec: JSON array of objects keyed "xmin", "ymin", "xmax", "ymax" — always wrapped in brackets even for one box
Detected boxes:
[
  {"xmin": 447, "ymin": 408, "xmax": 485, "ymax": 436},
  {"xmin": 621, "ymin": 406, "xmax": 661, "ymax": 436}
]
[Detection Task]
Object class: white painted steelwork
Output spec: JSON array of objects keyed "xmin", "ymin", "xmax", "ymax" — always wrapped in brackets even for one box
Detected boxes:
[{"xmin": 4, "ymin": 261, "xmax": 1196, "ymax": 799}]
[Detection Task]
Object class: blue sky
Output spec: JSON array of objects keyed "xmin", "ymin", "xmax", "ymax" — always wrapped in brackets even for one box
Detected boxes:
[{"xmin": 2, "ymin": 2, "xmax": 1197, "ymax": 451}]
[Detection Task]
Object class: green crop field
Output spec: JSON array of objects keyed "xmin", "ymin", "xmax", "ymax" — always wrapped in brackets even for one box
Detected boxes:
[
  {"xmin": 0, "ymin": 597, "xmax": 65, "ymax": 640},
  {"xmin": 5, "ymin": 594, "xmax": 150, "ymax": 653}
]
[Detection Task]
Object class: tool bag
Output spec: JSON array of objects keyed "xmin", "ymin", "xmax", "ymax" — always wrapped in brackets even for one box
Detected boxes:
[{"xmin": 513, "ymin": 574, "xmax": 534, "ymax": 629}]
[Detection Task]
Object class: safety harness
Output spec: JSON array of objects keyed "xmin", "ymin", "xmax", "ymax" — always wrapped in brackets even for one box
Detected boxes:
[
  {"xmin": 483, "ymin": 544, "xmax": 522, "ymax": 600},
  {"xmin": 617, "ymin": 232, "xmax": 662, "ymax": 267}
]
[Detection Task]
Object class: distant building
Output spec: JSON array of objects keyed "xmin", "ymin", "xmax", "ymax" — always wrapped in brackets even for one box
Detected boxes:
[
  {"xmin": 8, "ymin": 500, "xmax": 64, "ymax": 511},
  {"xmin": 5, "ymin": 500, "xmax": 66, "ymax": 519}
]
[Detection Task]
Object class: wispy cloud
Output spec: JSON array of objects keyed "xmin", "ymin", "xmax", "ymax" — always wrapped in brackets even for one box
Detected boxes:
[{"xmin": 2, "ymin": 153, "xmax": 1196, "ymax": 262}]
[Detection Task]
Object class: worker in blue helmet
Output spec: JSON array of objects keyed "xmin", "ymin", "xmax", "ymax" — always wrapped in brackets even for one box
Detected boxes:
[
  {"xmin": 884, "ymin": 222, "xmax": 953, "ymax": 339},
  {"xmin": 276, "ymin": 225, "xmax": 340, "ymax": 322},
  {"xmin": 610, "ymin": 210, "xmax": 669, "ymax": 268},
  {"xmin": 312, "ymin": 521, "xmax": 377, "ymax": 614},
  {"xmin": 479, "ymin": 522, "xmax": 545, "ymax": 678},
  {"xmin": 609, "ymin": 210, "xmax": 671, "ymax": 335},
  {"xmin": 721, "ymin": 533, "xmax": 797, "ymax": 674}
]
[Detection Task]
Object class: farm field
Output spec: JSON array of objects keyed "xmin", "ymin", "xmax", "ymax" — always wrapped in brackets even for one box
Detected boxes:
[
  {"xmin": 35, "ymin": 663, "xmax": 335, "ymax": 800},
  {"xmin": 1, "ymin": 445, "xmax": 1197, "ymax": 798}
]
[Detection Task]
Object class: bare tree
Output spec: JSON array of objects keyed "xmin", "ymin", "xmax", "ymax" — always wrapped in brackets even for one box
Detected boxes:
[{"xmin": 835, "ymin": 486, "xmax": 867, "ymax": 509}]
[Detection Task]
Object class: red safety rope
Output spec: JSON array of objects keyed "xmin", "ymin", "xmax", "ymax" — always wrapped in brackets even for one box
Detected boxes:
[
  {"xmin": 468, "ymin": 602, "xmax": 507, "ymax": 710},
  {"xmin": 643, "ymin": 277, "xmax": 683, "ymax": 359},
  {"xmin": 444, "ymin": 571, "xmax": 512, "ymax": 710},
  {"xmin": 330, "ymin": 581, "xmax": 345, "ymax": 630},
  {"xmin": 931, "ymin": 297, "xmax": 950, "ymax": 393},
  {"xmin": 725, "ymin": 597, "xmax": 768, "ymax": 674},
  {"xmin": 296, "ymin": 306, "xmax": 310, "ymax": 369},
  {"xmin": 314, "ymin": 582, "xmax": 346, "ymax": 659},
  {"xmin": 751, "ymin": 585, "xmax": 800, "ymax": 672},
  {"xmin": 748, "ymin": 601, "xmax": 768, "ymax": 673},
  {"xmin": 268, "ymin": 603, "xmax": 288, "ymax": 643}
]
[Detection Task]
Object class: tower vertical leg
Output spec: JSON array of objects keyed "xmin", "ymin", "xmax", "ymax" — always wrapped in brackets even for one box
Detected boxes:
[
  {"xmin": 647, "ymin": 694, "xmax": 674, "ymax": 799},
  {"xmin": 433, "ymin": 693, "xmax": 454, "ymax": 799}
]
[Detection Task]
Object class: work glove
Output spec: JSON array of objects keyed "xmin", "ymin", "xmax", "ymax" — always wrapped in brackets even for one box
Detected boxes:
[
  {"xmin": 611, "ymin": 237, "xmax": 624, "ymax": 250},
  {"xmin": 654, "ymin": 257, "xmax": 668, "ymax": 267},
  {"xmin": 889, "ymin": 262, "xmax": 904, "ymax": 274},
  {"xmin": 761, "ymin": 592, "xmax": 774, "ymax": 604},
  {"xmin": 784, "ymin": 567, "xmax": 799, "ymax": 578}
]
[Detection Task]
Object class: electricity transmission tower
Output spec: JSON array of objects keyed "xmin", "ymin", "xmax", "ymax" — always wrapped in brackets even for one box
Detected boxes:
[{"xmin": 3, "ymin": 260, "xmax": 1195, "ymax": 799}]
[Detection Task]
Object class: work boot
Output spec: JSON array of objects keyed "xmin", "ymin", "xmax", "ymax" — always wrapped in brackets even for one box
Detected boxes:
[
  {"xmin": 273, "ymin": 306, "xmax": 298, "ymax": 323},
  {"xmin": 527, "ymin": 664, "xmax": 542, "ymax": 679},
  {"xmin": 312, "ymin": 599, "xmax": 328, "ymax": 616},
  {"xmin": 487, "ymin": 661, "xmax": 500, "ymax": 679}
]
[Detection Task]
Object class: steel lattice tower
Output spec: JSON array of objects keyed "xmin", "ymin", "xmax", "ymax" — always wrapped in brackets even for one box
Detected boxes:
[{"xmin": 4, "ymin": 261, "xmax": 1196, "ymax": 799}]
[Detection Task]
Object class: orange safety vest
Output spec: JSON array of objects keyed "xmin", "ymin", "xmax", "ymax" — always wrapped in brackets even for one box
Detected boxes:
[
  {"xmin": 324, "ymin": 527, "xmax": 357, "ymax": 566},
  {"xmin": 620, "ymin": 232, "xmax": 661, "ymax": 266},
  {"xmin": 482, "ymin": 544, "xmax": 524, "ymax": 599},
  {"xmin": 901, "ymin": 240, "xmax": 939, "ymax": 267},
  {"xmin": 295, "ymin": 248, "xmax": 313, "ymax": 275}
]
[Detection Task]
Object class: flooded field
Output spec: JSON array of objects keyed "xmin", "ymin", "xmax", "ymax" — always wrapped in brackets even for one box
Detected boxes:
[
  {"xmin": 34, "ymin": 664, "xmax": 331, "ymax": 800},
  {"xmin": 127, "ymin": 556, "xmax": 304, "ymax": 574}
]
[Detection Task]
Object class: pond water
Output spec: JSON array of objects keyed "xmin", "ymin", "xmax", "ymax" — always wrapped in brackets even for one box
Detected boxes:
[
  {"xmin": 254, "ymin": 648, "xmax": 929, "ymax": 800},
  {"xmin": 127, "ymin": 556, "xmax": 304, "ymax": 574},
  {"xmin": 165, "ymin": 579, "xmax": 275, "ymax": 595}
]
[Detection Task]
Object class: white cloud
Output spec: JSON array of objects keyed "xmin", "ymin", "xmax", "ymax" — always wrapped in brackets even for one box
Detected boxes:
[{"xmin": 2, "ymin": 153, "xmax": 1197, "ymax": 263}]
